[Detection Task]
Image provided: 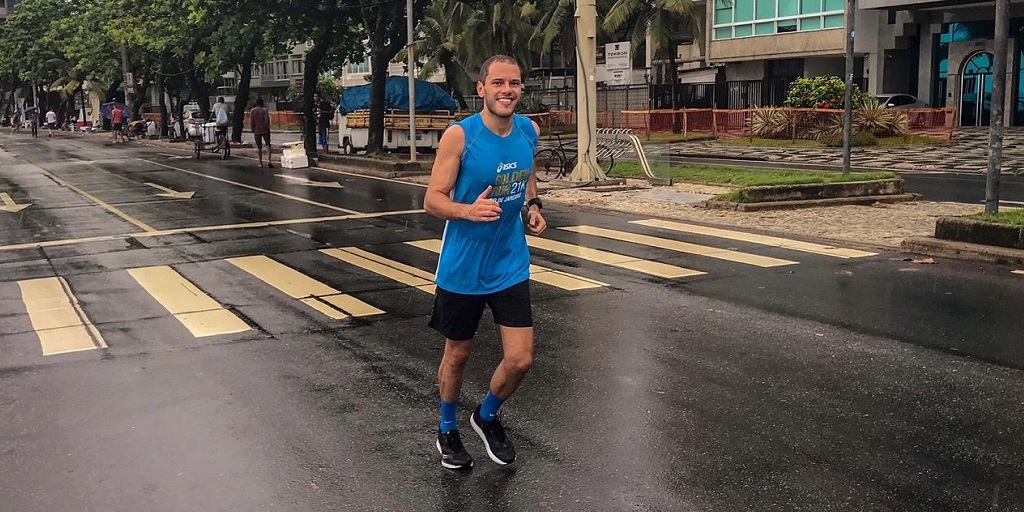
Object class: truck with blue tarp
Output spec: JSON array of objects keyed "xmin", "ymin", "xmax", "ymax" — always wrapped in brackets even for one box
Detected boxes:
[{"xmin": 338, "ymin": 77, "xmax": 459, "ymax": 154}]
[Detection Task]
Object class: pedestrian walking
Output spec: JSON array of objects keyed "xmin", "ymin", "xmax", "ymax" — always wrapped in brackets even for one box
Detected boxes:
[
  {"xmin": 111, "ymin": 104, "xmax": 124, "ymax": 143},
  {"xmin": 9, "ymin": 108, "xmax": 22, "ymax": 135},
  {"xmin": 250, "ymin": 98, "xmax": 273, "ymax": 168},
  {"xmin": 28, "ymin": 107, "xmax": 38, "ymax": 138},
  {"xmin": 314, "ymin": 93, "xmax": 332, "ymax": 152},
  {"xmin": 423, "ymin": 54, "xmax": 546, "ymax": 470},
  {"xmin": 45, "ymin": 108, "xmax": 57, "ymax": 137}
]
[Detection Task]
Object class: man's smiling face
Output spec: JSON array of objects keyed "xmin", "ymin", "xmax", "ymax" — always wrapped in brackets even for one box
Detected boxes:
[{"xmin": 478, "ymin": 61, "xmax": 522, "ymax": 119}]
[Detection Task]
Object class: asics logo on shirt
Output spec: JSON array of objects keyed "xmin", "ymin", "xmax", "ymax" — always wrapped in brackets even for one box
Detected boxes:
[{"xmin": 496, "ymin": 161, "xmax": 518, "ymax": 173}]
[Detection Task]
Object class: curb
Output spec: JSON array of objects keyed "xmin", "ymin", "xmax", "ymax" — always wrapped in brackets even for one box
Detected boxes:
[
  {"xmin": 901, "ymin": 237, "xmax": 1024, "ymax": 265},
  {"xmin": 703, "ymin": 193, "xmax": 919, "ymax": 212}
]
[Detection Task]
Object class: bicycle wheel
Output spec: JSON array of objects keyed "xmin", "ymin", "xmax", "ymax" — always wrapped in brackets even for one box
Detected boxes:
[
  {"xmin": 193, "ymin": 138, "xmax": 201, "ymax": 159},
  {"xmin": 221, "ymin": 137, "xmax": 230, "ymax": 160},
  {"xmin": 533, "ymin": 149, "xmax": 564, "ymax": 182}
]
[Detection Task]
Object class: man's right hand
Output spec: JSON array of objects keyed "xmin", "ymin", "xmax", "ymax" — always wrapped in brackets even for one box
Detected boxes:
[{"xmin": 463, "ymin": 186, "xmax": 502, "ymax": 222}]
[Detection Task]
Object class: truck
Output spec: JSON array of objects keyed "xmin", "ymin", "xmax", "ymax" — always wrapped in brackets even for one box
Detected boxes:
[{"xmin": 337, "ymin": 77, "xmax": 459, "ymax": 154}]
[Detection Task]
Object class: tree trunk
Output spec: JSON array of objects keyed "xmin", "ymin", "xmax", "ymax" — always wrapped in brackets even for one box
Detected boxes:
[
  {"xmin": 303, "ymin": 24, "xmax": 334, "ymax": 158},
  {"xmin": 444, "ymin": 65, "xmax": 468, "ymax": 110},
  {"xmin": 188, "ymin": 69, "xmax": 211, "ymax": 117},
  {"xmin": 232, "ymin": 39, "xmax": 259, "ymax": 143},
  {"xmin": 366, "ymin": 54, "xmax": 390, "ymax": 155},
  {"xmin": 158, "ymin": 73, "xmax": 168, "ymax": 137},
  {"xmin": 106, "ymin": 78, "xmax": 123, "ymax": 102}
]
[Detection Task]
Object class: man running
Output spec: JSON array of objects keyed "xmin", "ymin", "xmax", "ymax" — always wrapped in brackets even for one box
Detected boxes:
[
  {"xmin": 111, "ymin": 104, "xmax": 124, "ymax": 143},
  {"xmin": 249, "ymin": 98, "xmax": 273, "ymax": 168},
  {"xmin": 423, "ymin": 54, "xmax": 547, "ymax": 470}
]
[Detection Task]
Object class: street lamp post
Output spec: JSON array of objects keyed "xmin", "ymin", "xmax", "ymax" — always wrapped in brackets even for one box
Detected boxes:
[
  {"xmin": 986, "ymin": 0, "xmax": 1009, "ymax": 214},
  {"xmin": 842, "ymin": 0, "xmax": 856, "ymax": 175},
  {"xmin": 406, "ymin": 0, "xmax": 417, "ymax": 163}
]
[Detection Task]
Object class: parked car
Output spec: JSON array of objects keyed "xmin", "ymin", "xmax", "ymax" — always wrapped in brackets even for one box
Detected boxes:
[
  {"xmin": 875, "ymin": 93, "xmax": 929, "ymax": 109},
  {"xmin": 169, "ymin": 103, "xmax": 204, "ymax": 138}
]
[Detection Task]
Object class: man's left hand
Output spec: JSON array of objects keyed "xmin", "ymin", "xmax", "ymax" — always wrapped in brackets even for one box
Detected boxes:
[{"xmin": 527, "ymin": 207, "xmax": 546, "ymax": 235}]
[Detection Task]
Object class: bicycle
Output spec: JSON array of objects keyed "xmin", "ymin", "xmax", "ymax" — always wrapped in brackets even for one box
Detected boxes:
[
  {"xmin": 213, "ymin": 125, "xmax": 231, "ymax": 159},
  {"xmin": 533, "ymin": 131, "xmax": 614, "ymax": 182}
]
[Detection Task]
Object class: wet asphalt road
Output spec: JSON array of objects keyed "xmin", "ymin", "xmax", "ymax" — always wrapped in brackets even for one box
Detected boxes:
[{"xmin": 1, "ymin": 133, "xmax": 1023, "ymax": 511}]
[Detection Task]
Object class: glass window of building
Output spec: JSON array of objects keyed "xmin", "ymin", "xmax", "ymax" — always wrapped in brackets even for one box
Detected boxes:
[{"xmin": 713, "ymin": 0, "xmax": 844, "ymax": 40}]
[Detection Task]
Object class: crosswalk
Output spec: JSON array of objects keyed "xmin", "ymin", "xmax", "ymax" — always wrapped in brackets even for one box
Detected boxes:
[{"xmin": 2, "ymin": 220, "xmax": 877, "ymax": 360}]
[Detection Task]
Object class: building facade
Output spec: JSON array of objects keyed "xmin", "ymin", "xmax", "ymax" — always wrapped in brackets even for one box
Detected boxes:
[{"xmin": 860, "ymin": 0, "xmax": 1024, "ymax": 127}]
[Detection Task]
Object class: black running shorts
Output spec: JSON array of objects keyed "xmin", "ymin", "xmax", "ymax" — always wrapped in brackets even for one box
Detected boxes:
[
  {"xmin": 429, "ymin": 280, "xmax": 532, "ymax": 341},
  {"xmin": 255, "ymin": 133, "xmax": 270, "ymax": 149}
]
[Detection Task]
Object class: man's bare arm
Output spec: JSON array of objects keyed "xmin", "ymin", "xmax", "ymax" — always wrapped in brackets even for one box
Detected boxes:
[
  {"xmin": 424, "ymin": 125, "xmax": 502, "ymax": 222},
  {"xmin": 525, "ymin": 121, "xmax": 547, "ymax": 235}
]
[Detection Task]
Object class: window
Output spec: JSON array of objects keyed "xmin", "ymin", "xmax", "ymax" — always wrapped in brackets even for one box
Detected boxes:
[
  {"xmin": 345, "ymin": 60, "xmax": 370, "ymax": 75},
  {"xmin": 713, "ymin": 0, "xmax": 843, "ymax": 40},
  {"xmin": 756, "ymin": 0, "xmax": 775, "ymax": 20},
  {"xmin": 778, "ymin": 0, "xmax": 797, "ymax": 17},
  {"xmin": 714, "ymin": 0, "xmax": 732, "ymax": 25},
  {"xmin": 800, "ymin": 0, "xmax": 820, "ymax": 15}
]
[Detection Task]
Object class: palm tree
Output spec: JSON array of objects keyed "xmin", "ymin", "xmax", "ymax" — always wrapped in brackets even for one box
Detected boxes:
[
  {"xmin": 462, "ymin": 0, "xmax": 541, "ymax": 77},
  {"xmin": 415, "ymin": 0, "xmax": 475, "ymax": 109},
  {"xmin": 603, "ymin": 0, "xmax": 700, "ymax": 87}
]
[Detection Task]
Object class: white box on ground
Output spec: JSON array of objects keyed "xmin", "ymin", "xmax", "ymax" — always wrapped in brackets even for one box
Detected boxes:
[{"xmin": 280, "ymin": 141, "xmax": 308, "ymax": 169}]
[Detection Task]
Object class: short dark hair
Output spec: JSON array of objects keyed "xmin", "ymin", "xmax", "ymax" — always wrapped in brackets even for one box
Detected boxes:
[
  {"xmin": 217, "ymin": 96, "xmax": 225, "ymax": 102},
  {"xmin": 478, "ymin": 55, "xmax": 520, "ymax": 82},
  {"xmin": 255, "ymin": 98, "xmax": 264, "ymax": 107}
]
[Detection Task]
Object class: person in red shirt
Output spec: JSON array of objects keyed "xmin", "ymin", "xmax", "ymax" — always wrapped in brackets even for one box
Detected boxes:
[
  {"xmin": 249, "ymin": 98, "xmax": 273, "ymax": 168},
  {"xmin": 111, "ymin": 104, "xmax": 124, "ymax": 143}
]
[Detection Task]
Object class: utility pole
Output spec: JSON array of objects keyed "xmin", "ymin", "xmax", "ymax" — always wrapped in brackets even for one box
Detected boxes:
[
  {"xmin": 569, "ymin": 0, "xmax": 606, "ymax": 181},
  {"xmin": 121, "ymin": 44, "xmax": 133, "ymax": 105},
  {"xmin": 406, "ymin": 0, "xmax": 417, "ymax": 162},
  {"xmin": 986, "ymin": 0, "xmax": 1009, "ymax": 214},
  {"xmin": 842, "ymin": 0, "xmax": 856, "ymax": 175}
]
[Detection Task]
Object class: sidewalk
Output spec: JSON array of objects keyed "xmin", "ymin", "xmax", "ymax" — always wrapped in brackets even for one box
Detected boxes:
[{"xmin": 666, "ymin": 128, "xmax": 1024, "ymax": 175}]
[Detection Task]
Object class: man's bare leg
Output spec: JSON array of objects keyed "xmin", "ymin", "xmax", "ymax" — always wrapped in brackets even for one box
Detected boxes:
[
  {"xmin": 438, "ymin": 339, "xmax": 474, "ymax": 403},
  {"xmin": 488, "ymin": 326, "xmax": 534, "ymax": 399}
]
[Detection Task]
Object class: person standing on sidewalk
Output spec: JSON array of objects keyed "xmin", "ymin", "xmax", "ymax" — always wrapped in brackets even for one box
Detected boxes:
[
  {"xmin": 249, "ymin": 98, "xmax": 273, "ymax": 168},
  {"xmin": 314, "ymin": 93, "xmax": 333, "ymax": 152},
  {"xmin": 45, "ymin": 108, "xmax": 57, "ymax": 138},
  {"xmin": 423, "ymin": 54, "xmax": 546, "ymax": 470},
  {"xmin": 111, "ymin": 104, "xmax": 124, "ymax": 143},
  {"xmin": 28, "ymin": 107, "xmax": 39, "ymax": 138}
]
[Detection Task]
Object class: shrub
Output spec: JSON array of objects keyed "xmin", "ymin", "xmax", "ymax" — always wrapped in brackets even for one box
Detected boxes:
[
  {"xmin": 785, "ymin": 76, "xmax": 869, "ymax": 110},
  {"xmin": 749, "ymin": 109, "xmax": 792, "ymax": 138},
  {"xmin": 855, "ymin": 108, "xmax": 909, "ymax": 137}
]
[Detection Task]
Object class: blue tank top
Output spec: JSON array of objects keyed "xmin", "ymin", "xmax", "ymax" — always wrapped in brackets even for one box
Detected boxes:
[{"xmin": 434, "ymin": 113, "xmax": 538, "ymax": 294}]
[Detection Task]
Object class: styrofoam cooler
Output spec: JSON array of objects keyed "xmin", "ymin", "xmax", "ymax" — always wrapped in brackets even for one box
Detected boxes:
[
  {"xmin": 202, "ymin": 122, "xmax": 217, "ymax": 144},
  {"xmin": 280, "ymin": 141, "xmax": 308, "ymax": 169}
]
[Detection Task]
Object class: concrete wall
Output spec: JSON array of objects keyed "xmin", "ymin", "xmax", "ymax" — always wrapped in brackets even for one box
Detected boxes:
[
  {"xmin": 709, "ymin": 29, "xmax": 845, "ymax": 62},
  {"xmin": 726, "ymin": 60, "xmax": 764, "ymax": 81},
  {"xmin": 804, "ymin": 57, "xmax": 845, "ymax": 78},
  {"xmin": 860, "ymin": 0, "xmax": 949, "ymax": 8}
]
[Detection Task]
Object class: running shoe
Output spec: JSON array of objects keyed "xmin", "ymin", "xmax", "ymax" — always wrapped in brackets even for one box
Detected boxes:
[
  {"xmin": 470, "ymin": 405, "xmax": 516, "ymax": 465},
  {"xmin": 436, "ymin": 429, "xmax": 473, "ymax": 470}
]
